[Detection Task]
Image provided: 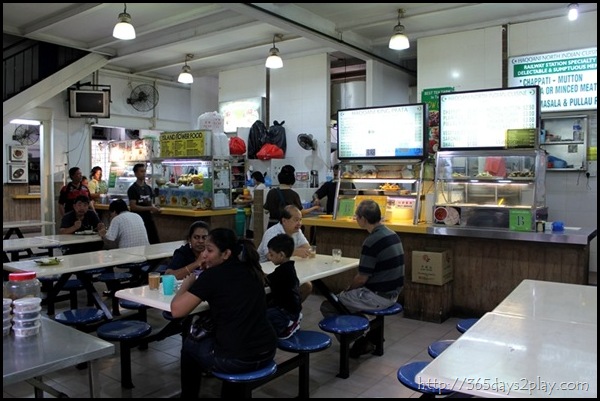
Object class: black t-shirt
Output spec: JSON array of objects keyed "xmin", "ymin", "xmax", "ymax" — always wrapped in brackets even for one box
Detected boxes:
[
  {"xmin": 266, "ymin": 260, "xmax": 302, "ymax": 315},
  {"xmin": 188, "ymin": 259, "xmax": 277, "ymax": 358},
  {"xmin": 60, "ymin": 210, "xmax": 101, "ymax": 231}
]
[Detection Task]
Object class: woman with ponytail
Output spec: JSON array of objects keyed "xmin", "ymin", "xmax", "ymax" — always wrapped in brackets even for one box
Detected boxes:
[{"xmin": 171, "ymin": 227, "xmax": 276, "ymax": 398}]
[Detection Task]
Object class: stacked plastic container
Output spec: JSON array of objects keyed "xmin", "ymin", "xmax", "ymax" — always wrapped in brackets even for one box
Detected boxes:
[
  {"xmin": 3, "ymin": 298, "xmax": 11, "ymax": 336},
  {"xmin": 11, "ymin": 297, "xmax": 42, "ymax": 337}
]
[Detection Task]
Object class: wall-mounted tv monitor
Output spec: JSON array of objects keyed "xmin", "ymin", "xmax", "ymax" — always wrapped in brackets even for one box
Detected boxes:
[
  {"xmin": 68, "ymin": 89, "xmax": 111, "ymax": 118},
  {"xmin": 439, "ymin": 86, "xmax": 540, "ymax": 150},
  {"xmin": 337, "ymin": 103, "xmax": 427, "ymax": 161}
]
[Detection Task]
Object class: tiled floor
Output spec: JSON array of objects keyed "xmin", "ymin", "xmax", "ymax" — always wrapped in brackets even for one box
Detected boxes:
[{"xmin": 4, "ymin": 287, "xmax": 466, "ymax": 398}]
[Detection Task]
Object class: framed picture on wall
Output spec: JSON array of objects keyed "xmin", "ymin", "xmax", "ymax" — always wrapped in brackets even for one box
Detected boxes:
[{"xmin": 219, "ymin": 97, "xmax": 266, "ymax": 134}]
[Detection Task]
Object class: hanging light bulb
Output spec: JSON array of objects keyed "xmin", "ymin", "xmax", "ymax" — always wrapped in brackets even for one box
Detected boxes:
[
  {"xmin": 389, "ymin": 9, "xmax": 410, "ymax": 50},
  {"xmin": 265, "ymin": 35, "xmax": 283, "ymax": 69},
  {"xmin": 113, "ymin": 3, "xmax": 136, "ymax": 40},
  {"xmin": 178, "ymin": 54, "xmax": 194, "ymax": 84},
  {"xmin": 567, "ymin": 3, "xmax": 579, "ymax": 21}
]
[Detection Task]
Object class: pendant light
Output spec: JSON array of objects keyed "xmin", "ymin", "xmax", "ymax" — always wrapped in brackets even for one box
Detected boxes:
[
  {"xmin": 388, "ymin": 9, "xmax": 410, "ymax": 51},
  {"xmin": 567, "ymin": 3, "xmax": 579, "ymax": 21},
  {"xmin": 178, "ymin": 54, "xmax": 194, "ymax": 84},
  {"xmin": 112, "ymin": 3, "xmax": 136, "ymax": 40},
  {"xmin": 265, "ymin": 34, "xmax": 283, "ymax": 69}
]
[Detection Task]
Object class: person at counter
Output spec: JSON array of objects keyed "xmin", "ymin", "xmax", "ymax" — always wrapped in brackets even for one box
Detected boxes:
[
  {"xmin": 58, "ymin": 167, "xmax": 90, "ymax": 217},
  {"xmin": 257, "ymin": 205, "xmax": 313, "ymax": 302},
  {"xmin": 97, "ymin": 199, "xmax": 149, "ymax": 249},
  {"xmin": 128, "ymin": 163, "xmax": 161, "ymax": 244},
  {"xmin": 164, "ymin": 221, "xmax": 210, "ymax": 280},
  {"xmin": 263, "ymin": 165, "xmax": 319, "ymax": 228},
  {"xmin": 320, "ymin": 199, "xmax": 404, "ymax": 358},
  {"xmin": 88, "ymin": 166, "xmax": 108, "ymax": 202},
  {"xmin": 171, "ymin": 228, "xmax": 277, "ymax": 398},
  {"xmin": 312, "ymin": 164, "xmax": 355, "ymax": 214}
]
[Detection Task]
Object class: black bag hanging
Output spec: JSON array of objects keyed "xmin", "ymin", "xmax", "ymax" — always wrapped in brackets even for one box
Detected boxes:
[
  {"xmin": 247, "ymin": 120, "xmax": 268, "ymax": 159},
  {"xmin": 267, "ymin": 120, "xmax": 287, "ymax": 154}
]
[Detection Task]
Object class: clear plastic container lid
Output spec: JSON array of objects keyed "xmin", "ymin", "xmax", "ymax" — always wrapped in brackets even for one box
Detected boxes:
[
  {"xmin": 12, "ymin": 306, "xmax": 42, "ymax": 319},
  {"xmin": 13, "ymin": 321, "xmax": 41, "ymax": 337},
  {"xmin": 12, "ymin": 297, "xmax": 42, "ymax": 311},
  {"xmin": 12, "ymin": 317, "xmax": 41, "ymax": 328}
]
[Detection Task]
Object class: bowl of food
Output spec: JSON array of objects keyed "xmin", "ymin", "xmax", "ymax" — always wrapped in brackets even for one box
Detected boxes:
[{"xmin": 155, "ymin": 177, "xmax": 167, "ymax": 186}]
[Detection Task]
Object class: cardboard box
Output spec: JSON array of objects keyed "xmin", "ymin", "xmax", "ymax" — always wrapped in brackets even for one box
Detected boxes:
[{"xmin": 412, "ymin": 249, "xmax": 453, "ymax": 286}]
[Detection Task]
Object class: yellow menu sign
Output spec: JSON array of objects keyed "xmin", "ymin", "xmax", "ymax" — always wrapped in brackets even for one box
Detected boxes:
[{"xmin": 160, "ymin": 130, "xmax": 211, "ymax": 157}]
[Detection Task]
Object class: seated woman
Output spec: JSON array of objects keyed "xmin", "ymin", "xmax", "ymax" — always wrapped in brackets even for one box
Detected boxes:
[
  {"xmin": 164, "ymin": 221, "xmax": 210, "ymax": 280},
  {"xmin": 171, "ymin": 228, "xmax": 277, "ymax": 398}
]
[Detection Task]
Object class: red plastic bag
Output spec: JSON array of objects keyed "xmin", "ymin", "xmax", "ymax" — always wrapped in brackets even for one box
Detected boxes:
[
  {"xmin": 256, "ymin": 143, "xmax": 284, "ymax": 160},
  {"xmin": 229, "ymin": 136, "xmax": 246, "ymax": 155}
]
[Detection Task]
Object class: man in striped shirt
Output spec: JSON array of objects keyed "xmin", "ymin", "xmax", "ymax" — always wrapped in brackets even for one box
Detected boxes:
[{"xmin": 320, "ymin": 199, "xmax": 404, "ymax": 357}]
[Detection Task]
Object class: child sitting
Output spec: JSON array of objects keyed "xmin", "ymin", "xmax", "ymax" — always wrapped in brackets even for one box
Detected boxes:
[{"xmin": 265, "ymin": 233, "xmax": 303, "ymax": 339}]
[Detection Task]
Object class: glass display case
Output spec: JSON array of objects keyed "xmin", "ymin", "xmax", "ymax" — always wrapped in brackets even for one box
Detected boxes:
[
  {"xmin": 153, "ymin": 157, "xmax": 232, "ymax": 210},
  {"xmin": 432, "ymin": 149, "xmax": 547, "ymax": 230},
  {"xmin": 230, "ymin": 155, "xmax": 246, "ymax": 203},
  {"xmin": 334, "ymin": 160, "xmax": 424, "ymax": 224}
]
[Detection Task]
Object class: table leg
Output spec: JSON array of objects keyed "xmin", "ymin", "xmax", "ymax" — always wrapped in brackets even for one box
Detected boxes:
[
  {"xmin": 4, "ymin": 227, "xmax": 23, "ymax": 239},
  {"xmin": 312, "ymin": 279, "xmax": 351, "ymax": 315},
  {"xmin": 46, "ymin": 274, "xmax": 71, "ymax": 316},
  {"xmin": 76, "ymin": 272, "xmax": 113, "ymax": 321},
  {"xmin": 88, "ymin": 360, "xmax": 100, "ymax": 398}
]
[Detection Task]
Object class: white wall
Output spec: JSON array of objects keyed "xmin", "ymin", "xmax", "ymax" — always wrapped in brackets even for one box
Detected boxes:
[{"xmin": 417, "ymin": 12, "xmax": 597, "ymax": 273}]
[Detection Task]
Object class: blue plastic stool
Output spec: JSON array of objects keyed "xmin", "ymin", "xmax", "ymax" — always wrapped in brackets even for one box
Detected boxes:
[
  {"xmin": 54, "ymin": 307, "xmax": 105, "ymax": 332},
  {"xmin": 277, "ymin": 330, "xmax": 332, "ymax": 397},
  {"xmin": 397, "ymin": 361, "xmax": 454, "ymax": 397},
  {"xmin": 427, "ymin": 339, "xmax": 455, "ymax": 358},
  {"xmin": 119, "ymin": 299, "xmax": 149, "ymax": 322},
  {"xmin": 96, "ymin": 320, "xmax": 152, "ymax": 389},
  {"xmin": 212, "ymin": 360, "xmax": 277, "ymax": 398},
  {"xmin": 361, "ymin": 302, "xmax": 403, "ymax": 356},
  {"xmin": 456, "ymin": 318, "xmax": 479, "ymax": 333},
  {"xmin": 318, "ymin": 315, "xmax": 369, "ymax": 379}
]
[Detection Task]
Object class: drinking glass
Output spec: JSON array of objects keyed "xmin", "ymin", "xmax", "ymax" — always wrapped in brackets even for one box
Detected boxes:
[
  {"xmin": 332, "ymin": 248, "xmax": 342, "ymax": 262},
  {"xmin": 309, "ymin": 245, "xmax": 317, "ymax": 258},
  {"xmin": 148, "ymin": 272, "xmax": 160, "ymax": 290}
]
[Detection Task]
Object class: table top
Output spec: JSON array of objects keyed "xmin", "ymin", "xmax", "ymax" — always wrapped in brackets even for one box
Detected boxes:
[
  {"xmin": 3, "ymin": 316, "xmax": 114, "ymax": 386},
  {"xmin": 494, "ymin": 279, "xmax": 597, "ymax": 325},
  {"xmin": 116, "ymin": 254, "xmax": 360, "ymax": 312},
  {"xmin": 3, "ymin": 250, "xmax": 147, "ymax": 277},
  {"xmin": 417, "ymin": 280, "xmax": 597, "ymax": 398},
  {"xmin": 3, "ymin": 237, "xmax": 61, "ymax": 252},
  {"xmin": 3, "ymin": 220, "xmax": 55, "ymax": 229},
  {"xmin": 119, "ymin": 240, "xmax": 185, "ymax": 260},
  {"xmin": 35, "ymin": 234, "xmax": 103, "ymax": 246}
]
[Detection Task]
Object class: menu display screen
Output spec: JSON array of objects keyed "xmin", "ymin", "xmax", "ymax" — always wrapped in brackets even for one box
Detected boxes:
[
  {"xmin": 439, "ymin": 86, "xmax": 540, "ymax": 150},
  {"xmin": 337, "ymin": 103, "xmax": 427, "ymax": 160}
]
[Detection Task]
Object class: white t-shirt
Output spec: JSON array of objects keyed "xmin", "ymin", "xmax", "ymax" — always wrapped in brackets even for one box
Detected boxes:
[
  {"xmin": 257, "ymin": 223, "xmax": 309, "ymax": 262},
  {"xmin": 105, "ymin": 211, "xmax": 150, "ymax": 248}
]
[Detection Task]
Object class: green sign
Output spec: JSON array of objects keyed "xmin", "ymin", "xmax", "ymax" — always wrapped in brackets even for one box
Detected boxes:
[
  {"xmin": 337, "ymin": 198, "xmax": 356, "ymax": 219},
  {"xmin": 509, "ymin": 209, "xmax": 533, "ymax": 232},
  {"xmin": 421, "ymin": 87, "xmax": 454, "ymax": 112}
]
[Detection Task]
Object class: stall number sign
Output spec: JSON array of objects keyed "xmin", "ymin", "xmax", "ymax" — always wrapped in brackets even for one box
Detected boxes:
[
  {"xmin": 509, "ymin": 209, "xmax": 533, "ymax": 232},
  {"xmin": 509, "ymin": 47, "xmax": 597, "ymax": 112}
]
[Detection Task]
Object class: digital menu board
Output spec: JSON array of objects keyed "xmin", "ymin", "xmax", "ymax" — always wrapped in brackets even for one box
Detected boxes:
[
  {"xmin": 337, "ymin": 103, "xmax": 427, "ymax": 160},
  {"xmin": 439, "ymin": 86, "xmax": 540, "ymax": 150}
]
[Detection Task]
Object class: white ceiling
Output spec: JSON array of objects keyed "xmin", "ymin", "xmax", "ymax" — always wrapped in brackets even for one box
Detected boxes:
[{"xmin": 3, "ymin": 3, "xmax": 597, "ymax": 82}]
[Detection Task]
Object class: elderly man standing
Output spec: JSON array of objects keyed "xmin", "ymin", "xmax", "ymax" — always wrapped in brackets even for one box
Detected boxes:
[
  {"xmin": 320, "ymin": 199, "xmax": 405, "ymax": 358},
  {"xmin": 257, "ymin": 204, "xmax": 313, "ymax": 301}
]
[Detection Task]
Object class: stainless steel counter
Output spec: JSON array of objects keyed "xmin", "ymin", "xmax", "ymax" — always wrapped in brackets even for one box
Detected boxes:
[
  {"xmin": 428, "ymin": 226, "xmax": 597, "ymax": 245},
  {"xmin": 3, "ymin": 316, "xmax": 114, "ymax": 397}
]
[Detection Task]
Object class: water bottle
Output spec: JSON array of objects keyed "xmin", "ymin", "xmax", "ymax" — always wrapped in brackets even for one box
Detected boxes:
[
  {"xmin": 572, "ymin": 119, "xmax": 583, "ymax": 141},
  {"xmin": 235, "ymin": 208, "xmax": 246, "ymax": 237}
]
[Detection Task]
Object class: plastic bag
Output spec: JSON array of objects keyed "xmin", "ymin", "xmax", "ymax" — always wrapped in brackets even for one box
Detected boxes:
[
  {"xmin": 229, "ymin": 136, "xmax": 246, "ymax": 155},
  {"xmin": 212, "ymin": 132, "xmax": 230, "ymax": 156},
  {"xmin": 256, "ymin": 143, "xmax": 284, "ymax": 160},
  {"xmin": 196, "ymin": 111, "xmax": 224, "ymax": 132},
  {"xmin": 267, "ymin": 120, "xmax": 287, "ymax": 154}
]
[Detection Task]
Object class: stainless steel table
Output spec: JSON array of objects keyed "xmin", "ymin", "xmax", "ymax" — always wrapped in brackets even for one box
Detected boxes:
[{"xmin": 3, "ymin": 316, "xmax": 114, "ymax": 398}]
